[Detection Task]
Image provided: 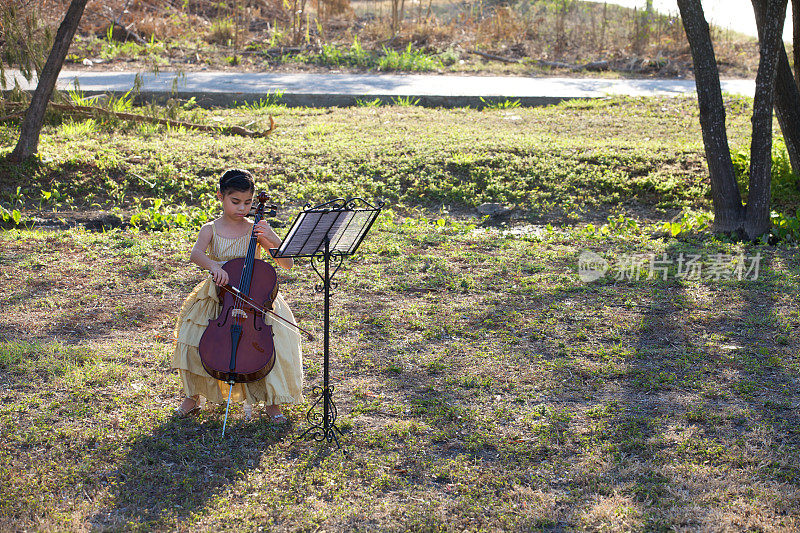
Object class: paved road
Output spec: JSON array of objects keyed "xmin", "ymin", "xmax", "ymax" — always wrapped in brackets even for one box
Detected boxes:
[{"xmin": 6, "ymin": 69, "xmax": 756, "ymax": 107}]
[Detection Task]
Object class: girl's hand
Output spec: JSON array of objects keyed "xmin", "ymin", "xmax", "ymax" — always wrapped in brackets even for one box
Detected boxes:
[
  {"xmin": 254, "ymin": 220, "xmax": 279, "ymax": 248},
  {"xmin": 210, "ymin": 265, "xmax": 229, "ymax": 286}
]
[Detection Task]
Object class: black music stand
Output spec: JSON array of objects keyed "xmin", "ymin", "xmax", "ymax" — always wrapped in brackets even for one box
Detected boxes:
[{"xmin": 271, "ymin": 198, "xmax": 383, "ymax": 448}]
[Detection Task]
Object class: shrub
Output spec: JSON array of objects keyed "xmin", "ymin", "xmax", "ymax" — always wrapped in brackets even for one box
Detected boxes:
[
  {"xmin": 207, "ymin": 18, "xmax": 236, "ymax": 45},
  {"xmin": 731, "ymin": 138, "xmax": 800, "ymax": 215}
]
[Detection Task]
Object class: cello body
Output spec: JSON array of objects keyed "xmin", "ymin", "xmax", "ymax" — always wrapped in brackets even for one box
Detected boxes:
[{"xmin": 198, "ymin": 192, "xmax": 280, "ymax": 384}]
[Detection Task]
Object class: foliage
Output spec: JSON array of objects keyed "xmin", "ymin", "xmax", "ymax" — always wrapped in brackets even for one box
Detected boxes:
[
  {"xmin": 207, "ymin": 18, "xmax": 236, "ymax": 45},
  {"xmin": 391, "ymin": 95, "xmax": 420, "ymax": 106},
  {"xmin": 355, "ymin": 97, "xmax": 383, "ymax": 107},
  {"xmin": 293, "ymin": 39, "xmax": 447, "ymax": 72},
  {"xmin": 128, "ymin": 200, "xmax": 209, "ymax": 230},
  {"xmin": 0, "ymin": 204, "xmax": 22, "ymax": 226},
  {"xmin": 29, "ymin": 0, "xmax": 759, "ymax": 77},
  {"xmin": 0, "ymin": 1, "xmax": 52, "ymax": 87},
  {"xmin": 730, "ymin": 137, "xmax": 800, "ymax": 214},
  {"xmin": 661, "ymin": 211, "xmax": 713, "ymax": 237},
  {"xmin": 580, "ymin": 213, "xmax": 646, "ymax": 238},
  {"xmin": 770, "ymin": 210, "xmax": 800, "ymax": 242},
  {"xmin": 236, "ymin": 91, "xmax": 286, "ymax": 111},
  {"xmin": 378, "ymin": 44, "xmax": 442, "ymax": 72}
]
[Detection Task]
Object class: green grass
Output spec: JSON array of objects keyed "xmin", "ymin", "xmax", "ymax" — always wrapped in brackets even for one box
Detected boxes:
[
  {"xmin": 1, "ymin": 97, "xmax": 800, "ymax": 530},
  {"xmin": 4, "ymin": 95, "xmax": 794, "ymax": 225}
]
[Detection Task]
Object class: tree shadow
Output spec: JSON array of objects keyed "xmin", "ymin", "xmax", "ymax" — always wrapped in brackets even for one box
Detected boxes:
[
  {"xmin": 374, "ymin": 238, "xmax": 798, "ymax": 526},
  {"xmin": 90, "ymin": 414, "xmax": 289, "ymax": 529},
  {"xmin": 546, "ymin": 244, "xmax": 800, "ymax": 527}
]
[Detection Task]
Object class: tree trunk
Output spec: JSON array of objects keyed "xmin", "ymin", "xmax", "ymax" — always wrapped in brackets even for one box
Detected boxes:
[
  {"xmin": 9, "ymin": 0, "xmax": 88, "ymax": 163},
  {"xmin": 677, "ymin": 0, "xmax": 745, "ymax": 233},
  {"xmin": 746, "ymin": 0, "xmax": 788, "ymax": 239},
  {"xmin": 773, "ymin": 53, "xmax": 800, "ymax": 176},
  {"xmin": 753, "ymin": 0, "xmax": 800, "ymax": 177},
  {"xmin": 793, "ymin": 0, "xmax": 800, "ymax": 88}
]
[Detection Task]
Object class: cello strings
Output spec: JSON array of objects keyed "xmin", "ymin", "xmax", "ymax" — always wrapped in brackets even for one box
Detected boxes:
[{"xmin": 233, "ymin": 209, "xmax": 261, "ymax": 316}]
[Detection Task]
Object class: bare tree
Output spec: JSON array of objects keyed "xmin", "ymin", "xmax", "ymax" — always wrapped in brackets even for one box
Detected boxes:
[
  {"xmin": 752, "ymin": 0, "xmax": 800, "ymax": 178},
  {"xmin": 745, "ymin": 0, "xmax": 788, "ymax": 239},
  {"xmin": 678, "ymin": 0, "xmax": 789, "ymax": 239},
  {"xmin": 676, "ymin": 0, "xmax": 744, "ymax": 233},
  {"xmin": 9, "ymin": 0, "xmax": 88, "ymax": 162},
  {"xmin": 793, "ymin": 0, "xmax": 800, "ymax": 88}
]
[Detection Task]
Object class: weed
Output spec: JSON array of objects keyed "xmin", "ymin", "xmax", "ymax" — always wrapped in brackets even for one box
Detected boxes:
[
  {"xmin": 0, "ymin": 205, "xmax": 22, "ymax": 226},
  {"xmin": 661, "ymin": 211, "xmax": 712, "ymax": 237},
  {"xmin": 59, "ymin": 118, "xmax": 99, "ymax": 138},
  {"xmin": 207, "ymin": 18, "xmax": 236, "ymax": 45},
  {"xmin": 770, "ymin": 210, "xmax": 800, "ymax": 242},
  {"xmin": 480, "ymin": 97, "xmax": 521, "ymax": 109},
  {"xmin": 731, "ymin": 138, "xmax": 800, "ymax": 214},
  {"xmin": 355, "ymin": 98, "xmax": 382, "ymax": 107},
  {"xmin": 391, "ymin": 95, "xmax": 420, "ymax": 107},
  {"xmin": 238, "ymin": 90, "xmax": 285, "ymax": 111},
  {"xmin": 378, "ymin": 44, "xmax": 442, "ymax": 72}
]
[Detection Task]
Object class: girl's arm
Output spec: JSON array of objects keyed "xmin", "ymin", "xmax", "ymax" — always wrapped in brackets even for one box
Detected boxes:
[
  {"xmin": 254, "ymin": 220, "xmax": 294, "ymax": 270},
  {"xmin": 190, "ymin": 223, "xmax": 229, "ymax": 285}
]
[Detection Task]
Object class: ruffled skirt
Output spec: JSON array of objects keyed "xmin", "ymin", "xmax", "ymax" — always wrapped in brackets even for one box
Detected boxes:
[{"xmin": 172, "ymin": 277, "xmax": 304, "ymax": 405}]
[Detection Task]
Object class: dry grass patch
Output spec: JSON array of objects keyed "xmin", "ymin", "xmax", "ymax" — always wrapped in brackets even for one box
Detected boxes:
[{"xmin": 22, "ymin": 0, "xmax": 761, "ymax": 76}]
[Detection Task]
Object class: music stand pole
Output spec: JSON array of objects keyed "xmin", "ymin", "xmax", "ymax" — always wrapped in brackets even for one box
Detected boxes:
[
  {"xmin": 322, "ymin": 234, "xmax": 332, "ymax": 441},
  {"xmin": 297, "ymin": 233, "xmax": 342, "ymax": 448}
]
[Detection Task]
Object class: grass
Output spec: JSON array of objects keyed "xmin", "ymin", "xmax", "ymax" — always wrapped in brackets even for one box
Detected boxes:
[
  {"xmin": 4, "ymin": 94, "xmax": 795, "ymax": 223},
  {"xmin": 1, "ymin": 97, "xmax": 800, "ymax": 529}
]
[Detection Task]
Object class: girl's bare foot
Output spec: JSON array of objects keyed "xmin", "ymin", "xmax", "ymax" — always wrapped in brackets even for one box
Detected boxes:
[
  {"xmin": 265, "ymin": 404, "xmax": 286, "ymax": 423},
  {"xmin": 175, "ymin": 396, "xmax": 200, "ymax": 418}
]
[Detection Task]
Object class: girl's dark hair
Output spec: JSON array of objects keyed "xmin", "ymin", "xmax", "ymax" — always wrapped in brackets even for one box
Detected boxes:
[{"xmin": 219, "ymin": 169, "xmax": 255, "ymax": 196}]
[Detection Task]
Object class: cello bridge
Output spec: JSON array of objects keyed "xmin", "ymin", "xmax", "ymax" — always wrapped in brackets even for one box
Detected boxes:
[{"xmin": 231, "ymin": 309, "xmax": 248, "ymax": 320}]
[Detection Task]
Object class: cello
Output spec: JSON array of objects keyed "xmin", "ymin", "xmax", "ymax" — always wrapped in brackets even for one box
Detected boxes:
[{"xmin": 198, "ymin": 191, "xmax": 279, "ymax": 434}]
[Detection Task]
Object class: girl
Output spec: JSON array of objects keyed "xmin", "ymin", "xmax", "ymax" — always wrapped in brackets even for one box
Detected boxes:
[{"xmin": 172, "ymin": 169, "xmax": 302, "ymax": 422}]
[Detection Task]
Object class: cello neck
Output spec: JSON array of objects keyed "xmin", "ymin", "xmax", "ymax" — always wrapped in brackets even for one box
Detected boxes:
[{"xmin": 237, "ymin": 193, "xmax": 268, "ymax": 297}]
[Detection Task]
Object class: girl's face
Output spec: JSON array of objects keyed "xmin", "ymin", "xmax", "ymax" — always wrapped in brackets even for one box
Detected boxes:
[{"xmin": 218, "ymin": 189, "xmax": 254, "ymax": 220}]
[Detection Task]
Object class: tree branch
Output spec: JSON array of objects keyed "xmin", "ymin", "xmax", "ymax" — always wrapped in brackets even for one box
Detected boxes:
[{"xmin": 1, "ymin": 102, "xmax": 276, "ymax": 138}]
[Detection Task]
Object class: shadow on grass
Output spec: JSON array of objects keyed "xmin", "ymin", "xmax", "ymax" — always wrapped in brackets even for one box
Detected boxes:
[
  {"xmin": 90, "ymin": 414, "xmax": 290, "ymax": 529},
  {"xmin": 545, "ymin": 244, "xmax": 800, "ymax": 527},
  {"xmin": 354, "ymin": 239, "xmax": 800, "ymax": 527}
]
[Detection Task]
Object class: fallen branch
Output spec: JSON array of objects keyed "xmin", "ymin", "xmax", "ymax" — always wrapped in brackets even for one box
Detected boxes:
[
  {"xmin": 0, "ymin": 110, "xmax": 26, "ymax": 123},
  {"xmin": 101, "ymin": 2, "xmax": 148, "ymax": 45},
  {"xmin": 469, "ymin": 50, "xmax": 520, "ymax": 64},
  {"xmin": 532, "ymin": 59, "xmax": 609, "ymax": 71},
  {"xmin": 468, "ymin": 50, "xmax": 609, "ymax": 72},
  {"xmin": 532, "ymin": 59, "xmax": 575, "ymax": 69},
  {"xmin": 50, "ymin": 103, "xmax": 276, "ymax": 137},
  {"xmin": 0, "ymin": 101, "xmax": 275, "ymax": 137}
]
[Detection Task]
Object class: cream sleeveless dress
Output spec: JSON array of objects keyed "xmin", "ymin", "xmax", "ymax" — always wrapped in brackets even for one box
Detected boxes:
[{"xmin": 172, "ymin": 222, "xmax": 303, "ymax": 406}]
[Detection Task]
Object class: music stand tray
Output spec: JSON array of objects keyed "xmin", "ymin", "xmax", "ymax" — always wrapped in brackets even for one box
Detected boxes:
[{"xmin": 271, "ymin": 198, "xmax": 383, "ymax": 448}]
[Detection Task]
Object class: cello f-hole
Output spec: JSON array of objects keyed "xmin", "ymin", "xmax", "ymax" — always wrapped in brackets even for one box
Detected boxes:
[{"xmin": 216, "ymin": 305, "xmax": 233, "ymax": 327}]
